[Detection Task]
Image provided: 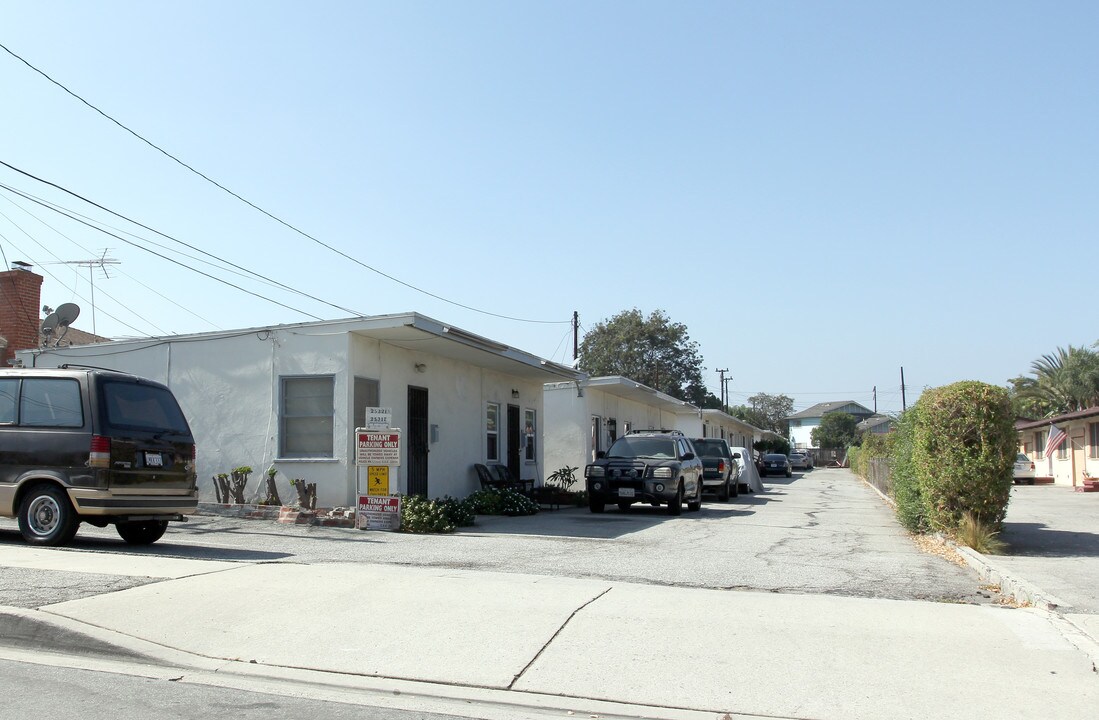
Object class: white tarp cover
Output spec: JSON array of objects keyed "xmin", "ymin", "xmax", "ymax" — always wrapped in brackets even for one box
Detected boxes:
[{"xmin": 729, "ymin": 446, "xmax": 765, "ymax": 493}]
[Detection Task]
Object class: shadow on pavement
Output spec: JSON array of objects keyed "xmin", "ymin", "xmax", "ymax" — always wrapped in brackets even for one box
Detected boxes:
[
  {"xmin": 0, "ymin": 526, "xmax": 295, "ymax": 562},
  {"xmin": 463, "ymin": 503, "xmax": 757, "ymax": 539},
  {"xmin": 1001, "ymin": 522, "xmax": 1099, "ymax": 558}
]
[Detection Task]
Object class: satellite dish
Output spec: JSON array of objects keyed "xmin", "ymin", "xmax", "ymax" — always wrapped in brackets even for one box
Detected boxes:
[
  {"xmin": 55, "ymin": 303, "xmax": 80, "ymax": 328},
  {"xmin": 41, "ymin": 313, "xmax": 59, "ymax": 335}
]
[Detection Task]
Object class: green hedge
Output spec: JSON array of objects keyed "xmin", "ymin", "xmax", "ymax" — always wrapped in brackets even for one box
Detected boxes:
[{"xmin": 903, "ymin": 381, "xmax": 1015, "ymax": 532}]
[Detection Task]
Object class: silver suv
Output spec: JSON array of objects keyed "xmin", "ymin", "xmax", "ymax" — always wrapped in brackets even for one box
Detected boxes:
[
  {"xmin": 0, "ymin": 367, "xmax": 197, "ymax": 546},
  {"xmin": 585, "ymin": 430, "xmax": 704, "ymax": 515}
]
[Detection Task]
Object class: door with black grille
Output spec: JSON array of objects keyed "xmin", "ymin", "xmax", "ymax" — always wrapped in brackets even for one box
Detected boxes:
[
  {"xmin": 407, "ymin": 386, "xmax": 429, "ymax": 496},
  {"xmin": 507, "ymin": 404, "xmax": 521, "ymax": 480}
]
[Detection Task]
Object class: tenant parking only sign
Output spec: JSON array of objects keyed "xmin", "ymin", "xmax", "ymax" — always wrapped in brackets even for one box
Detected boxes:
[{"xmin": 355, "ymin": 429, "xmax": 401, "ymax": 466}]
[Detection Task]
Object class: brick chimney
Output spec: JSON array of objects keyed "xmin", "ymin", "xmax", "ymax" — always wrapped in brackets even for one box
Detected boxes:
[{"xmin": 0, "ymin": 262, "xmax": 44, "ymax": 366}]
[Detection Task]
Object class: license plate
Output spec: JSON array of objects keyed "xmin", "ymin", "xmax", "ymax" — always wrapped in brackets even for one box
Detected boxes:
[
  {"xmin": 618, "ymin": 488, "xmax": 635, "ymax": 498},
  {"xmin": 144, "ymin": 452, "xmax": 164, "ymax": 467}
]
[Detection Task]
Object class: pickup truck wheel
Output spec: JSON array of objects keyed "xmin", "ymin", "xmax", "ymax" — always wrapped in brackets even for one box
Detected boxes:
[
  {"xmin": 18, "ymin": 484, "xmax": 79, "ymax": 546},
  {"xmin": 730, "ymin": 479, "xmax": 739, "ymax": 498},
  {"xmin": 687, "ymin": 482, "xmax": 702, "ymax": 512},
  {"xmin": 718, "ymin": 481, "xmax": 729, "ymax": 502},
  {"xmin": 588, "ymin": 497, "xmax": 606, "ymax": 513},
  {"xmin": 116, "ymin": 519, "xmax": 169, "ymax": 545},
  {"xmin": 666, "ymin": 484, "xmax": 683, "ymax": 516}
]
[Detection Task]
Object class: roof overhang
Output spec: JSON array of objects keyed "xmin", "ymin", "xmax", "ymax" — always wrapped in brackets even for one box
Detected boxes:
[{"xmin": 569, "ymin": 376, "xmax": 698, "ymax": 414}]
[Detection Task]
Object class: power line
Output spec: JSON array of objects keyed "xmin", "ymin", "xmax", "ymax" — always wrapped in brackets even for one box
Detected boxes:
[
  {"xmin": 0, "ymin": 180, "xmax": 326, "ymax": 322},
  {"xmin": 0, "ymin": 165, "xmax": 362, "ymax": 318},
  {"xmin": 0, "ymin": 190, "xmax": 221, "ymax": 330},
  {"xmin": 0, "ymin": 42, "xmax": 569, "ymax": 326}
]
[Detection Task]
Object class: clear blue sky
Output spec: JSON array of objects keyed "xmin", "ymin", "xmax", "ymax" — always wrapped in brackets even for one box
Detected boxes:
[{"xmin": 2, "ymin": 1, "xmax": 1096, "ymax": 415}]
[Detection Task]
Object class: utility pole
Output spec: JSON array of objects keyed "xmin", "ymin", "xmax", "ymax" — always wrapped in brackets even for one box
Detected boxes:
[
  {"xmin": 722, "ymin": 377, "xmax": 733, "ymax": 414},
  {"xmin": 572, "ymin": 311, "xmax": 579, "ymax": 361},
  {"xmin": 900, "ymin": 367, "xmax": 907, "ymax": 412},
  {"xmin": 717, "ymin": 368, "xmax": 728, "ymax": 412},
  {"xmin": 873, "ymin": 386, "xmax": 877, "ymax": 414}
]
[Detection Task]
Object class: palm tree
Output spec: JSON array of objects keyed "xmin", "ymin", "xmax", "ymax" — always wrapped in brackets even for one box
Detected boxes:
[{"xmin": 1018, "ymin": 344, "xmax": 1099, "ymax": 415}]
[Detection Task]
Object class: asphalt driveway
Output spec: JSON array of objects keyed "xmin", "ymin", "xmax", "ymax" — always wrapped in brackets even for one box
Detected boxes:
[{"xmin": 996, "ymin": 484, "xmax": 1099, "ymax": 614}]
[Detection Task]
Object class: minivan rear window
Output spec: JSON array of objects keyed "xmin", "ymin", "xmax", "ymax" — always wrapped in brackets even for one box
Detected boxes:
[{"xmin": 102, "ymin": 380, "xmax": 190, "ymax": 433}]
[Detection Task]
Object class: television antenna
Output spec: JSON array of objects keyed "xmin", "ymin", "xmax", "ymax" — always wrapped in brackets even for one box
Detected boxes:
[{"xmin": 58, "ymin": 250, "xmax": 120, "ymax": 337}]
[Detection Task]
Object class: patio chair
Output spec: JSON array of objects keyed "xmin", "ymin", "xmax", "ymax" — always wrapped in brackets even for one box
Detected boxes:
[
  {"xmin": 474, "ymin": 463, "xmax": 496, "ymax": 491},
  {"xmin": 490, "ymin": 464, "xmax": 534, "ymax": 495}
]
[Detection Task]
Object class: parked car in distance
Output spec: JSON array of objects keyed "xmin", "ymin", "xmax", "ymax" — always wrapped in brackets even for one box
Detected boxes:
[
  {"xmin": 585, "ymin": 429, "xmax": 704, "ymax": 515},
  {"xmin": 0, "ymin": 367, "xmax": 198, "ymax": 546},
  {"xmin": 1013, "ymin": 453, "xmax": 1036, "ymax": 485},
  {"xmin": 788, "ymin": 451, "xmax": 812, "ymax": 471},
  {"xmin": 760, "ymin": 453, "xmax": 792, "ymax": 478},
  {"xmin": 691, "ymin": 438, "xmax": 739, "ymax": 501}
]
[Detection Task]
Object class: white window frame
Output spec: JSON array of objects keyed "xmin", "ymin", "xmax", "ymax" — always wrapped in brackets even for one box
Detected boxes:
[
  {"xmin": 486, "ymin": 402, "xmax": 500, "ymax": 462},
  {"xmin": 279, "ymin": 375, "xmax": 335, "ymax": 459}
]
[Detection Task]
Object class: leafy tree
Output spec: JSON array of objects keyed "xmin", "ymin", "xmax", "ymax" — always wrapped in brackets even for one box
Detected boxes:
[
  {"xmin": 727, "ymin": 393, "xmax": 794, "ymax": 435},
  {"xmin": 811, "ymin": 412, "xmax": 858, "ymax": 449},
  {"xmin": 1010, "ymin": 344, "xmax": 1099, "ymax": 417},
  {"xmin": 578, "ymin": 309, "xmax": 707, "ymax": 405}
]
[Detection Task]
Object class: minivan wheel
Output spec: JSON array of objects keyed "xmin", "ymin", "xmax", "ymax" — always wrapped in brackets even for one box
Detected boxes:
[
  {"xmin": 18, "ymin": 484, "xmax": 79, "ymax": 546},
  {"xmin": 116, "ymin": 520, "xmax": 169, "ymax": 545}
]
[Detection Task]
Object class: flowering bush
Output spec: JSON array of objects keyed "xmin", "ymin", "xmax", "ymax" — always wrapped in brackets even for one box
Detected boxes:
[{"xmin": 467, "ymin": 488, "xmax": 539, "ymax": 516}]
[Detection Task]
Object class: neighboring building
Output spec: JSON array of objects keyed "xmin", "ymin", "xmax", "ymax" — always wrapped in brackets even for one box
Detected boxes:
[
  {"xmin": 1016, "ymin": 408, "xmax": 1099, "ymax": 487},
  {"xmin": 787, "ymin": 400, "xmax": 875, "ymax": 449},
  {"xmin": 699, "ymin": 409, "xmax": 759, "ymax": 449},
  {"xmin": 543, "ymin": 376, "xmax": 700, "ymax": 474},
  {"xmin": 20, "ymin": 313, "xmax": 582, "ymax": 507},
  {"xmin": 857, "ymin": 414, "xmax": 895, "ymax": 435},
  {"xmin": 1, "ymin": 264, "xmax": 108, "ymax": 367}
]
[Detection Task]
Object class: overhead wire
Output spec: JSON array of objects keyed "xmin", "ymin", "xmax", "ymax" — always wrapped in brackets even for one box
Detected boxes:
[
  {"xmin": 0, "ymin": 165, "xmax": 362, "ymax": 318},
  {"xmin": 0, "ymin": 204, "xmax": 168, "ymax": 336},
  {"xmin": 0, "ymin": 181, "xmax": 326, "ymax": 322},
  {"xmin": 0, "ymin": 42, "xmax": 570, "ymax": 326},
  {"xmin": 0, "ymin": 186, "xmax": 220, "ymax": 331}
]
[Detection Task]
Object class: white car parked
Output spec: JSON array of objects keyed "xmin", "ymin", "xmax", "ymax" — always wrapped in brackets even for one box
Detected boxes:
[{"xmin": 1013, "ymin": 453, "xmax": 1036, "ymax": 484}]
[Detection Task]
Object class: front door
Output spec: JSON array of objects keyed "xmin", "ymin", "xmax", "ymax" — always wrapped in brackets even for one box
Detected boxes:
[
  {"xmin": 407, "ymin": 386, "xmax": 429, "ymax": 496},
  {"xmin": 507, "ymin": 404, "xmax": 521, "ymax": 480}
]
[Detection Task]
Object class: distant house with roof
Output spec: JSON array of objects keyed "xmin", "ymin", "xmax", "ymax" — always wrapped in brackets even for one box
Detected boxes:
[
  {"xmin": 856, "ymin": 414, "xmax": 895, "ymax": 435},
  {"xmin": 1016, "ymin": 407, "xmax": 1099, "ymax": 487},
  {"xmin": 787, "ymin": 400, "xmax": 875, "ymax": 450}
]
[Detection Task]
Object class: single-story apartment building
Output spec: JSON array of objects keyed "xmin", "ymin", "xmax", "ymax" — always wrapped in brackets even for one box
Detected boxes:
[
  {"xmin": 19, "ymin": 313, "xmax": 582, "ymax": 507},
  {"xmin": 543, "ymin": 376, "xmax": 701, "ymax": 475},
  {"xmin": 1016, "ymin": 407, "xmax": 1099, "ymax": 487},
  {"xmin": 700, "ymin": 409, "xmax": 759, "ymax": 449}
]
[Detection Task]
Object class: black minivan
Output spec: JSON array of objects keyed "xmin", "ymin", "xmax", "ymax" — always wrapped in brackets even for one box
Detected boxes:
[{"xmin": 0, "ymin": 367, "xmax": 197, "ymax": 546}]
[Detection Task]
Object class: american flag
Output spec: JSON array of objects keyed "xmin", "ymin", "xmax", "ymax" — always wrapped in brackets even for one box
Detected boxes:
[{"xmin": 1045, "ymin": 423, "xmax": 1067, "ymax": 458}]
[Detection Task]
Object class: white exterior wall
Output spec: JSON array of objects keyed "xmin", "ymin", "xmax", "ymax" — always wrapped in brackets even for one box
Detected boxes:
[
  {"xmin": 699, "ymin": 411, "xmax": 754, "ymax": 448},
  {"xmin": 543, "ymin": 383, "xmax": 700, "ymax": 473},
  {"xmin": 789, "ymin": 419, "xmax": 820, "ymax": 449},
  {"xmin": 29, "ymin": 323, "xmax": 554, "ymax": 506}
]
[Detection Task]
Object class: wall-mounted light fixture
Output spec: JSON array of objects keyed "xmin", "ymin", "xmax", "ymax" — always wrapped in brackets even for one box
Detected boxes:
[
  {"xmin": 511, "ymin": 389, "xmax": 520, "ymax": 398},
  {"xmin": 414, "ymin": 363, "xmax": 427, "ymax": 373}
]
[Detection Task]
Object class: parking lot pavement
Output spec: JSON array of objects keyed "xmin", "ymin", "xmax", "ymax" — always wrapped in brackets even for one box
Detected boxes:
[{"xmin": 989, "ymin": 484, "xmax": 1099, "ymax": 615}]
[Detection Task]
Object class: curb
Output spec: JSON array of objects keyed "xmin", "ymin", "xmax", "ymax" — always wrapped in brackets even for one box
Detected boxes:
[
  {"xmin": 0, "ymin": 606, "xmax": 726, "ymax": 720},
  {"xmin": 852, "ymin": 471, "xmax": 1099, "ymax": 672}
]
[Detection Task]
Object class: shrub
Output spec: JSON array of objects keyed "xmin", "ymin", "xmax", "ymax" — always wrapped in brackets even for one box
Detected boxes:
[
  {"xmin": 891, "ymin": 406, "xmax": 926, "ymax": 532},
  {"xmin": 466, "ymin": 488, "xmax": 539, "ymax": 516},
  {"xmin": 400, "ymin": 495, "xmax": 456, "ymax": 534},
  {"xmin": 435, "ymin": 495, "xmax": 476, "ymax": 528},
  {"xmin": 909, "ymin": 381, "xmax": 1016, "ymax": 533}
]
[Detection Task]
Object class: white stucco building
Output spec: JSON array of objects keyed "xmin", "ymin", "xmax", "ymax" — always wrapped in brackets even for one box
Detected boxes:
[
  {"xmin": 700, "ymin": 409, "xmax": 761, "ymax": 449},
  {"xmin": 543, "ymin": 376, "xmax": 701, "ymax": 474},
  {"xmin": 19, "ymin": 313, "xmax": 581, "ymax": 507}
]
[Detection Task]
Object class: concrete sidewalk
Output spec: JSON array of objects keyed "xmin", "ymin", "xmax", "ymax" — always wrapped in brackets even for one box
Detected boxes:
[{"xmin": 2, "ymin": 556, "xmax": 1097, "ymax": 720}]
